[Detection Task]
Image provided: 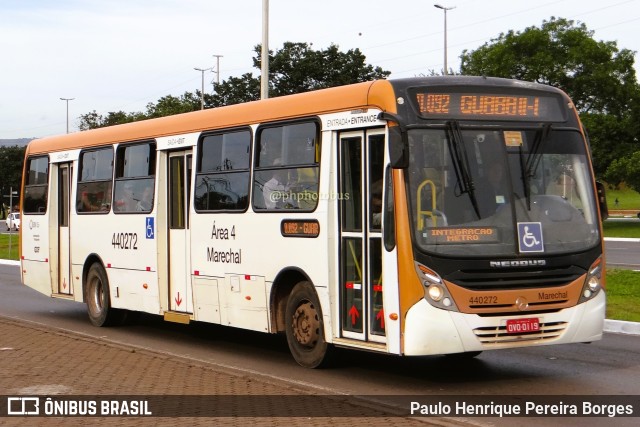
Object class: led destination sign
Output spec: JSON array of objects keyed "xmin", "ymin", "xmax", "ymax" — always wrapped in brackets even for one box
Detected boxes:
[
  {"xmin": 413, "ymin": 90, "xmax": 565, "ymax": 121},
  {"xmin": 281, "ymin": 219, "xmax": 320, "ymax": 238}
]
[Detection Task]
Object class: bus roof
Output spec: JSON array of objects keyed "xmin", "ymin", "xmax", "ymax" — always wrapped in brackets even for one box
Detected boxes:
[{"xmin": 26, "ymin": 79, "xmax": 396, "ymax": 156}]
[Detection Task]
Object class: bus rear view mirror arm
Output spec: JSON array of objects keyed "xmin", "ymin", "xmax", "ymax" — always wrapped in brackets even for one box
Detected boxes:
[{"xmin": 378, "ymin": 112, "xmax": 409, "ymax": 169}]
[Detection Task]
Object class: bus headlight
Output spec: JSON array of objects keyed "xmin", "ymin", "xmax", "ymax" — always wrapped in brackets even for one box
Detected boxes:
[
  {"xmin": 587, "ymin": 276, "xmax": 600, "ymax": 291},
  {"xmin": 428, "ymin": 284, "xmax": 444, "ymax": 301},
  {"xmin": 579, "ymin": 257, "xmax": 603, "ymax": 304},
  {"xmin": 415, "ymin": 262, "xmax": 459, "ymax": 312}
]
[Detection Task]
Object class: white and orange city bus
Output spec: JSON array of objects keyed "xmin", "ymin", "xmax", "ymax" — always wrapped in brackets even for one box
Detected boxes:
[{"xmin": 20, "ymin": 77, "xmax": 607, "ymax": 367}]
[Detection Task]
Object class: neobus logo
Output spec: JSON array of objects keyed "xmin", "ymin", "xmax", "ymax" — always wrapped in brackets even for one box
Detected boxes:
[{"xmin": 489, "ymin": 260, "xmax": 546, "ymax": 268}]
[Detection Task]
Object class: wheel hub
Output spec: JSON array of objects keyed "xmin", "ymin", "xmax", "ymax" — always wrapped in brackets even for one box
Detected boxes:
[{"xmin": 292, "ymin": 301, "xmax": 319, "ymax": 347}]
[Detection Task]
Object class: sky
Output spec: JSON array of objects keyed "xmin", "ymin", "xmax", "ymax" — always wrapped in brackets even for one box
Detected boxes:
[{"xmin": 1, "ymin": 0, "xmax": 639, "ymax": 139}]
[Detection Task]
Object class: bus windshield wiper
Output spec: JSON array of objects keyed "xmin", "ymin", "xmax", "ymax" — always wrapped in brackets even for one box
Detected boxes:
[
  {"xmin": 518, "ymin": 144, "xmax": 532, "ymax": 210},
  {"xmin": 522, "ymin": 124, "xmax": 552, "ymax": 210},
  {"xmin": 525, "ymin": 124, "xmax": 552, "ymax": 179},
  {"xmin": 445, "ymin": 121, "xmax": 481, "ymax": 219}
]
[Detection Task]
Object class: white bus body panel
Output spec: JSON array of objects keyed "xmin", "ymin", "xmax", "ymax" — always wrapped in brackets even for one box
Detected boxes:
[
  {"xmin": 70, "ymin": 211, "xmax": 161, "ymax": 312},
  {"xmin": 156, "ymin": 132, "xmax": 199, "ymax": 151},
  {"xmin": 20, "ymin": 215, "xmax": 53, "ymax": 297},
  {"xmin": 192, "ymin": 277, "xmax": 221, "ymax": 324},
  {"xmin": 403, "ymin": 291, "xmax": 605, "ymax": 355},
  {"xmin": 189, "ymin": 210, "xmax": 331, "ymax": 333},
  {"xmin": 49, "ymin": 150, "xmax": 80, "ymax": 164}
]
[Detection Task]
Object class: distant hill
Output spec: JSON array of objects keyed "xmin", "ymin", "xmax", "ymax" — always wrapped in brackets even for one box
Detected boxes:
[{"xmin": 0, "ymin": 138, "xmax": 34, "ymax": 147}]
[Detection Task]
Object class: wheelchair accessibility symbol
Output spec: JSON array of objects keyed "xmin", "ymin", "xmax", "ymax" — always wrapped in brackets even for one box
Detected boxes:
[
  {"xmin": 146, "ymin": 217, "xmax": 155, "ymax": 239},
  {"xmin": 517, "ymin": 222, "xmax": 544, "ymax": 253}
]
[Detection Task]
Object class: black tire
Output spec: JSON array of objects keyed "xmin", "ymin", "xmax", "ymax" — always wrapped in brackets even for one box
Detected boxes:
[
  {"xmin": 285, "ymin": 281, "xmax": 333, "ymax": 368},
  {"xmin": 85, "ymin": 262, "xmax": 123, "ymax": 326}
]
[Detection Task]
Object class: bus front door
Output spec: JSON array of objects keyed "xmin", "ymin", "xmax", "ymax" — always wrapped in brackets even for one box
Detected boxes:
[
  {"xmin": 339, "ymin": 130, "xmax": 386, "ymax": 344},
  {"xmin": 167, "ymin": 151, "xmax": 193, "ymax": 314},
  {"xmin": 57, "ymin": 163, "xmax": 72, "ymax": 295}
]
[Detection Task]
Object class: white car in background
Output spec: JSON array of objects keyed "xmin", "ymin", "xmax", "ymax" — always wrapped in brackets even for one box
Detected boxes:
[{"xmin": 5, "ymin": 212, "xmax": 20, "ymax": 231}]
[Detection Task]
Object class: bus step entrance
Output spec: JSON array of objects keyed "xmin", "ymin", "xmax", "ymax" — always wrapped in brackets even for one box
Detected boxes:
[{"xmin": 163, "ymin": 311, "xmax": 191, "ymax": 324}]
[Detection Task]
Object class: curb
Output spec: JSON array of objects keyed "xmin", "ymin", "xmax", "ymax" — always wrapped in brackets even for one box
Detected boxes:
[{"xmin": 603, "ymin": 319, "xmax": 640, "ymax": 336}]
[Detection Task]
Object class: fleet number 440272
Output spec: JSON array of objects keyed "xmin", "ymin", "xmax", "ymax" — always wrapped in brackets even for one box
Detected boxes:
[{"xmin": 112, "ymin": 232, "xmax": 138, "ymax": 250}]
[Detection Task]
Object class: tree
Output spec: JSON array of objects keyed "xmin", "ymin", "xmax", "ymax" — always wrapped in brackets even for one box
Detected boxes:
[
  {"xmin": 211, "ymin": 42, "xmax": 390, "ymax": 105},
  {"xmin": 460, "ymin": 18, "xmax": 638, "ymax": 115},
  {"xmin": 209, "ymin": 73, "xmax": 261, "ymax": 107},
  {"xmin": 78, "ymin": 110, "xmax": 144, "ymax": 130},
  {"xmin": 258, "ymin": 42, "xmax": 390, "ymax": 97},
  {"xmin": 581, "ymin": 112, "xmax": 639, "ymax": 184},
  {"xmin": 459, "ymin": 17, "xmax": 640, "ymax": 181},
  {"xmin": 606, "ymin": 151, "xmax": 640, "ymax": 193},
  {"xmin": 0, "ymin": 145, "xmax": 26, "ymax": 217},
  {"xmin": 80, "ymin": 42, "xmax": 390, "ymax": 128},
  {"xmin": 145, "ymin": 92, "xmax": 202, "ymax": 118}
]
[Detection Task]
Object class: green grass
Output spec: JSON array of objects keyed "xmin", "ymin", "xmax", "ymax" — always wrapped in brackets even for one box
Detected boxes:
[
  {"xmin": 606, "ymin": 269, "xmax": 640, "ymax": 322},
  {"xmin": 0, "ymin": 233, "xmax": 20, "ymax": 261},
  {"xmin": 602, "ymin": 221, "xmax": 640, "ymax": 238},
  {"xmin": 605, "ymin": 185, "xmax": 640, "ymax": 212},
  {"xmin": 601, "ymin": 184, "xmax": 640, "ymax": 238}
]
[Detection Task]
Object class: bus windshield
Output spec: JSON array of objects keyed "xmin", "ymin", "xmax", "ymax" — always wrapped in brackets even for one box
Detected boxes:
[{"xmin": 407, "ymin": 126, "xmax": 600, "ymax": 257}]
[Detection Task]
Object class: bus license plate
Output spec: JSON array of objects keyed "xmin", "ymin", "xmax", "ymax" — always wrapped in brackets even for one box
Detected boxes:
[{"xmin": 506, "ymin": 318, "xmax": 540, "ymax": 334}]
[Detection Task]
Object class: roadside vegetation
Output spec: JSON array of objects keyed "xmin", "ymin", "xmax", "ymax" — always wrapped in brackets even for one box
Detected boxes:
[
  {"xmin": 606, "ymin": 270, "xmax": 640, "ymax": 322},
  {"xmin": 0, "ymin": 233, "xmax": 19, "ymax": 260},
  {"xmin": 602, "ymin": 221, "xmax": 640, "ymax": 238},
  {"xmin": 605, "ymin": 184, "xmax": 640, "ymax": 213},
  {"xmin": 602, "ymin": 186, "xmax": 640, "ymax": 238}
]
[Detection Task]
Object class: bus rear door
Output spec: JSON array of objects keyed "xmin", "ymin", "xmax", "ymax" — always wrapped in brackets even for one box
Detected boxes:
[
  {"xmin": 167, "ymin": 150, "xmax": 194, "ymax": 314},
  {"xmin": 57, "ymin": 162, "xmax": 73, "ymax": 296}
]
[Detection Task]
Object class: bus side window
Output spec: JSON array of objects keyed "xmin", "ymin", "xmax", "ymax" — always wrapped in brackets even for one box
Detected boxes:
[
  {"xmin": 253, "ymin": 121, "xmax": 320, "ymax": 212},
  {"xmin": 113, "ymin": 142, "xmax": 156, "ymax": 214},
  {"xmin": 23, "ymin": 156, "xmax": 49, "ymax": 215},
  {"xmin": 77, "ymin": 147, "xmax": 114, "ymax": 213},
  {"xmin": 194, "ymin": 130, "xmax": 251, "ymax": 212}
]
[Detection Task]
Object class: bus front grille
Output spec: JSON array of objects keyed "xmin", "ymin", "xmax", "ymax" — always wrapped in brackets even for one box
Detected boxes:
[
  {"xmin": 473, "ymin": 321, "xmax": 567, "ymax": 345},
  {"xmin": 447, "ymin": 267, "xmax": 584, "ymax": 291}
]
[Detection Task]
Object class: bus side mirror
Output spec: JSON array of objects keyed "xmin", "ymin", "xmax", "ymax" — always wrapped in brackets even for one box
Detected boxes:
[
  {"xmin": 595, "ymin": 181, "xmax": 608, "ymax": 221},
  {"xmin": 378, "ymin": 112, "xmax": 409, "ymax": 169}
]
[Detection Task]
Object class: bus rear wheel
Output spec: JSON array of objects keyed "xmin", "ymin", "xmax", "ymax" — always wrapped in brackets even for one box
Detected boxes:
[
  {"xmin": 85, "ymin": 262, "xmax": 122, "ymax": 327},
  {"xmin": 285, "ymin": 281, "xmax": 333, "ymax": 368}
]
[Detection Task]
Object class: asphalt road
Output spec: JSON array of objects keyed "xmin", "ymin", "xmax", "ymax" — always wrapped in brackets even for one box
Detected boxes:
[
  {"xmin": 604, "ymin": 218, "xmax": 640, "ymax": 269},
  {"xmin": 605, "ymin": 239, "xmax": 640, "ymax": 270}
]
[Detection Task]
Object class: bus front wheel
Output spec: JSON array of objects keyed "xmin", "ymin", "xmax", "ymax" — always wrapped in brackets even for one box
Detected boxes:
[
  {"xmin": 85, "ymin": 263, "xmax": 121, "ymax": 327},
  {"xmin": 285, "ymin": 281, "xmax": 333, "ymax": 368}
]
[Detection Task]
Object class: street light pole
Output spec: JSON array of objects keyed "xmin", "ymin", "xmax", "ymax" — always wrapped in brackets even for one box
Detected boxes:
[
  {"xmin": 434, "ymin": 4, "xmax": 456, "ymax": 75},
  {"xmin": 261, "ymin": 0, "xmax": 269, "ymax": 99},
  {"xmin": 212, "ymin": 54, "xmax": 223, "ymax": 87},
  {"xmin": 194, "ymin": 67, "xmax": 210, "ymax": 110},
  {"xmin": 60, "ymin": 97, "xmax": 74, "ymax": 133}
]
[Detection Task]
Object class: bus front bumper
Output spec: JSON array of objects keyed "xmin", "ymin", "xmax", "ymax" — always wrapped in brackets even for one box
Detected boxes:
[{"xmin": 403, "ymin": 291, "xmax": 605, "ymax": 356}]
